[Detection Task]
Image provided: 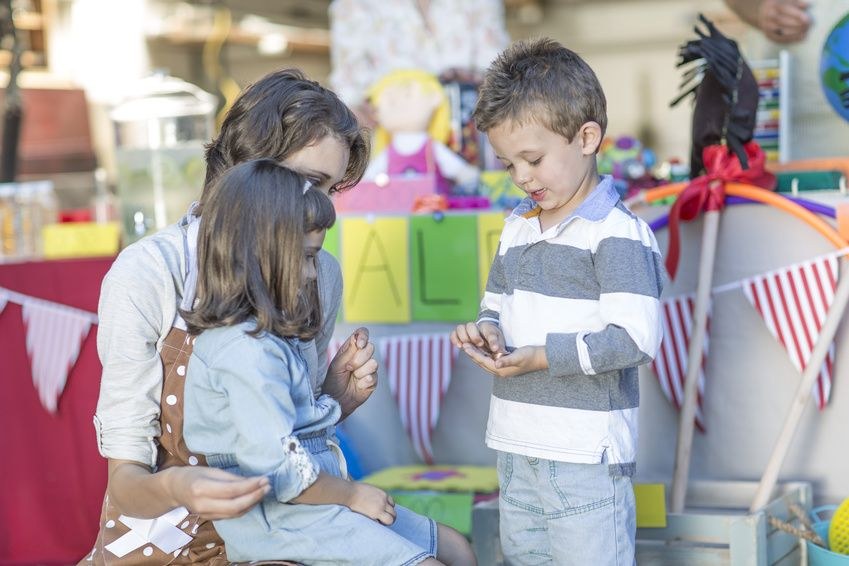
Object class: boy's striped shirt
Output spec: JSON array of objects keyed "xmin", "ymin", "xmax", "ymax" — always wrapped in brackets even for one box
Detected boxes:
[{"xmin": 479, "ymin": 176, "xmax": 664, "ymax": 474}]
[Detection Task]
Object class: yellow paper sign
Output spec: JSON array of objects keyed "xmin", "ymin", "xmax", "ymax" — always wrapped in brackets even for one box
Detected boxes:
[
  {"xmin": 476, "ymin": 212, "xmax": 505, "ymax": 295},
  {"xmin": 341, "ymin": 216, "xmax": 410, "ymax": 323},
  {"xmin": 634, "ymin": 483, "xmax": 667, "ymax": 528},
  {"xmin": 42, "ymin": 222, "xmax": 121, "ymax": 259}
]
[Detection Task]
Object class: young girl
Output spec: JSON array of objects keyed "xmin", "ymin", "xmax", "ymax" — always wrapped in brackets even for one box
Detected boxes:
[{"xmin": 181, "ymin": 159, "xmax": 474, "ymax": 566}]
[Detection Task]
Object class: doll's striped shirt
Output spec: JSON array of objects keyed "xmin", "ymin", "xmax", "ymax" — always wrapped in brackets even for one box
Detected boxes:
[{"xmin": 478, "ymin": 176, "xmax": 665, "ymax": 475}]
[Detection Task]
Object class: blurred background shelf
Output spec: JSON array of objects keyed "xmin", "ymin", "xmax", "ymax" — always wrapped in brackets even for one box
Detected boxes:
[{"xmin": 2, "ymin": 0, "xmax": 50, "ymax": 68}]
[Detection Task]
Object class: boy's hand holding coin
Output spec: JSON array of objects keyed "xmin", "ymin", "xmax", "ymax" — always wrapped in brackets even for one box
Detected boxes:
[{"xmin": 450, "ymin": 321, "xmax": 508, "ymax": 359}]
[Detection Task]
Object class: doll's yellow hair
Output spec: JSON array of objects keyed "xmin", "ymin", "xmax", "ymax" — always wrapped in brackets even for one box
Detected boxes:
[{"xmin": 367, "ymin": 69, "xmax": 451, "ymax": 155}]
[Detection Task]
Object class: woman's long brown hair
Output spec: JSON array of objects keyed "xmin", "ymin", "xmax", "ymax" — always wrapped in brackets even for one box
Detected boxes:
[{"xmin": 202, "ymin": 68, "xmax": 368, "ymax": 200}]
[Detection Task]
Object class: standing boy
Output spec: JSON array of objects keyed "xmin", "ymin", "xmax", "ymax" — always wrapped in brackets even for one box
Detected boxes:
[{"xmin": 451, "ymin": 38, "xmax": 664, "ymax": 565}]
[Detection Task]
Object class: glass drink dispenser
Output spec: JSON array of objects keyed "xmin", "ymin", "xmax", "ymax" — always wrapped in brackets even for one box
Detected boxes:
[{"xmin": 110, "ymin": 72, "xmax": 215, "ymax": 244}]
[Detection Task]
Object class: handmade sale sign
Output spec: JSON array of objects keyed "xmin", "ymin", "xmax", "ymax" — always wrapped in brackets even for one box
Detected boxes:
[
  {"xmin": 410, "ymin": 214, "xmax": 479, "ymax": 322},
  {"xmin": 341, "ymin": 217, "xmax": 411, "ymax": 322},
  {"xmin": 330, "ymin": 211, "xmax": 508, "ymax": 323},
  {"xmin": 476, "ymin": 212, "xmax": 504, "ymax": 295},
  {"xmin": 323, "ymin": 222, "xmax": 340, "ymax": 259}
]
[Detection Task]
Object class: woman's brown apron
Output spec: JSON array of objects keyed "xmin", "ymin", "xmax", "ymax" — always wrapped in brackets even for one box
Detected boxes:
[{"xmin": 81, "ymin": 327, "xmax": 298, "ymax": 565}]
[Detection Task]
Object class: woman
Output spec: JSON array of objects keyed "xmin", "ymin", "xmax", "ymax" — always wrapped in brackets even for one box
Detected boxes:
[{"xmin": 84, "ymin": 69, "xmax": 378, "ymax": 565}]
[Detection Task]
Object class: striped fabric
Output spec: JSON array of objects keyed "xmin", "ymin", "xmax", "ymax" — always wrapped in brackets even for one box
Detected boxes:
[
  {"xmin": 21, "ymin": 299, "xmax": 93, "ymax": 413},
  {"xmin": 650, "ymin": 295, "xmax": 711, "ymax": 431},
  {"xmin": 742, "ymin": 256, "xmax": 838, "ymax": 410},
  {"xmin": 326, "ymin": 334, "xmax": 457, "ymax": 464},
  {"xmin": 479, "ymin": 177, "xmax": 665, "ymax": 468},
  {"xmin": 380, "ymin": 334, "xmax": 456, "ymax": 464}
]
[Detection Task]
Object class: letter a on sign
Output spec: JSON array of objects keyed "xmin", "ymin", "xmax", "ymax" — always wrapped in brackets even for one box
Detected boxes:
[{"xmin": 341, "ymin": 217, "xmax": 411, "ymax": 322}]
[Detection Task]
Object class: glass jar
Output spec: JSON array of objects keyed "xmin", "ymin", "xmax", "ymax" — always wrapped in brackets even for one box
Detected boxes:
[
  {"xmin": 110, "ymin": 72, "xmax": 215, "ymax": 244},
  {"xmin": 3, "ymin": 180, "xmax": 56, "ymax": 258}
]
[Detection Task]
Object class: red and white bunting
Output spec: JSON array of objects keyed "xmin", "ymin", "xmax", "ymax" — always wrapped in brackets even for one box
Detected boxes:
[
  {"xmin": 650, "ymin": 294, "xmax": 711, "ymax": 431},
  {"xmin": 742, "ymin": 256, "xmax": 838, "ymax": 410},
  {"xmin": 22, "ymin": 300, "xmax": 93, "ymax": 413},
  {"xmin": 380, "ymin": 334, "xmax": 457, "ymax": 464}
]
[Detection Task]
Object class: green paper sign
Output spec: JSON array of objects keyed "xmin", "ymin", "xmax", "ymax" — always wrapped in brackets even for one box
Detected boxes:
[
  {"xmin": 410, "ymin": 214, "xmax": 479, "ymax": 322},
  {"xmin": 323, "ymin": 222, "xmax": 340, "ymax": 259},
  {"xmin": 322, "ymin": 223, "xmax": 342, "ymax": 321}
]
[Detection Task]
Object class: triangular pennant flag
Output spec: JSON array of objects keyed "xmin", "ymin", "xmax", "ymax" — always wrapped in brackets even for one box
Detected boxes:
[
  {"xmin": 742, "ymin": 256, "xmax": 838, "ymax": 410},
  {"xmin": 650, "ymin": 295, "xmax": 711, "ymax": 431},
  {"xmin": 22, "ymin": 300, "xmax": 93, "ymax": 413},
  {"xmin": 380, "ymin": 334, "xmax": 457, "ymax": 464}
]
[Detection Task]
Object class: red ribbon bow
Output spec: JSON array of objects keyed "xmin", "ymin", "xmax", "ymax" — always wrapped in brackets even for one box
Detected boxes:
[{"xmin": 665, "ymin": 142, "xmax": 776, "ymax": 280}]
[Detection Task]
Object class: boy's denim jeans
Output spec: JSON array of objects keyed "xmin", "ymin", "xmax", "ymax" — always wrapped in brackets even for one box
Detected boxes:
[{"xmin": 496, "ymin": 451, "xmax": 636, "ymax": 566}]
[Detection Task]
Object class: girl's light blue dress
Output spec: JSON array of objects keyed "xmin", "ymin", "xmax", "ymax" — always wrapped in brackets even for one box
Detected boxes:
[{"xmin": 183, "ymin": 321, "xmax": 436, "ymax": 565}]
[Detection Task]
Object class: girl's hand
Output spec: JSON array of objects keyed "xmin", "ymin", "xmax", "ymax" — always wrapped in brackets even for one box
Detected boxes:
[
  {"xmin": 165, "ymin": 466, "xmax": 270, "ymax": 520},
  {"xmin": 324, "ymin": 328, "xmax": 378, "ymax": 418},
  {"xmin": 347, "ymin": 482, "xmax": 396, "ymax": 525},
  {"xmin": 462, "ymin": 344, "xmax": 548, "ymax": 378}
]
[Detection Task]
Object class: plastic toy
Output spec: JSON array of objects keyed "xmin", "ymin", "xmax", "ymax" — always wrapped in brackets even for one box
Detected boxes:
[{"xmin": 362, "ymin": 69, "xmax": 479, "ymax": 197}]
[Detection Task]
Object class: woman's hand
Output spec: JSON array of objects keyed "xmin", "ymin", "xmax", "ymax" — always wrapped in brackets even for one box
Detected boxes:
[
  {"xmin": 347, "ymin": 482, "xmax": 396, "ymax": 525},
  {"xmin": 323, "ymin": 328, "xmax": 378, "ymax": 419},
  {"xmin": 165, "ymin": 466, "xmax": 270, "ymax": 520},
  {"xmin": 106, "ymin": 459, "xmax": 269, "ymax": 520}
]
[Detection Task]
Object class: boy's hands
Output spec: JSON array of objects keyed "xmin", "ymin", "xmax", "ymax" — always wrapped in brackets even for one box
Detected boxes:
[
  {"xmin": 347, "ymin": 482, "xmax": 397, "ymax": 525},
  {"xmin": 462, "ymin": 344, "xmax": 549, "ymax": 378},
  {"xmin": 450, "ymin": 321, "xmax": 507, "ymax": 359},
  {"xmin": 452, "ymin": 321, "xmax": 547, "ymax": 377}
]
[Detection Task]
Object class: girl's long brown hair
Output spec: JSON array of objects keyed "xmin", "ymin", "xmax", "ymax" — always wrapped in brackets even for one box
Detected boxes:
[{"xmin": 182, "ymin": 159, "xmax": 335, "ymax": 340}]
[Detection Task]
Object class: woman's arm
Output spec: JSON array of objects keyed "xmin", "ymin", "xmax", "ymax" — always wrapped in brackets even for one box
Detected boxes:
[
  {"xmin": 315, "ymin": 251, "xmax": 378, "ymax": 418},
  {"xmin": 95, "ymin": 243, "xmax": 174, "ymax": 467},
  {"xmin": 106, "ymin": 459, "xmax": 269, "ymax": 520},
  {"xmin": 314, "ymin": 249, "xmax": 343, "ymax": 382},
  {"xmin": 97, "ymin": 239, "xmax": 270, "ymax": 519}
]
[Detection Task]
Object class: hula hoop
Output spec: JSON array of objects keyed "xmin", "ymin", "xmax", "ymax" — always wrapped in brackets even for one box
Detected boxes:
[
  {"xmin": 649, "ymin": 194, "xmax": 836, "ymax": 232},
  {"xmin": 633, "ymin": 182, "xmax": 847, "ymax": 249}
]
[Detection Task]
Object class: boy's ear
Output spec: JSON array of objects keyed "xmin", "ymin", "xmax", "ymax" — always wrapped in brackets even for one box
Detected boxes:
[{"xmin": 579, "ymin": 121, "xmax": 603, "ymax": 155}]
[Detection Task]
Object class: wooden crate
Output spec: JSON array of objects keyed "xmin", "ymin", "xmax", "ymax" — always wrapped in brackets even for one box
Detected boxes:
[{"xmin": 471, "ymin": 480, "xmax": 812, "ymax": 566}]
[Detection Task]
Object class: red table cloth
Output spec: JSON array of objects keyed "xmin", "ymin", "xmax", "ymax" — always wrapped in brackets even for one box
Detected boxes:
[{"xmin": 0, "ymin": 257, "xmax": 113, "ymax": 565}]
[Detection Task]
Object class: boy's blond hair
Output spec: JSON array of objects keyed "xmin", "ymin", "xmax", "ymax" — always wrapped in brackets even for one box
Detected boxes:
[{"xmin": 474, "ymin": 38, "xmax": 607, "ymax": 142}]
